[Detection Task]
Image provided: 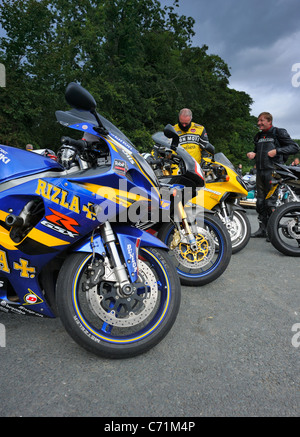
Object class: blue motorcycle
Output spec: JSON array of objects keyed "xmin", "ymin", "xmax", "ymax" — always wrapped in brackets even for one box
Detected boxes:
[{"xmin": 0, "ymin": 83, "xmax": 181, "ymax": 359}]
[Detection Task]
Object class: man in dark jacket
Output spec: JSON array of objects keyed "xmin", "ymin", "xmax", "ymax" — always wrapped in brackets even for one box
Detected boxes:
[{"xmin": 247, "ymin": 112, "xmax": 299, "ymax": 238}]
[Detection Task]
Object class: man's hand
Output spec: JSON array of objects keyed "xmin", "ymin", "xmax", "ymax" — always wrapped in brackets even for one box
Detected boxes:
[
  {"xmin": 268, "ymin": 149, "xmax": 277, "ymax": 158},
  {"xmin": 247, "ymin": 152, "xmax": 256, "ymax": 160}
]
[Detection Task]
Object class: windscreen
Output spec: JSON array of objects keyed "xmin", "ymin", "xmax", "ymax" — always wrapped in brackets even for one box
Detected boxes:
[{"xmin": 56, "ymin": 108, "xmax": 135, "ymax": 147}]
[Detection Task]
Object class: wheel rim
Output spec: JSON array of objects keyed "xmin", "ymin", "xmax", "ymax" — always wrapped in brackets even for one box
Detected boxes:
[
  {"xmin": 175, "ymin": 228, "xmax": 215, "ymax": 268},
  {"xmin": 275, "ymin": 207, "xmax": 300, "ymax": 249},
  {"xmin": 71, "ymin": 249, "xmax": 171, "ymax": 344},
  {"xmin": 227, "ymin": 211, "xmax": 247, "ymax": 248}
]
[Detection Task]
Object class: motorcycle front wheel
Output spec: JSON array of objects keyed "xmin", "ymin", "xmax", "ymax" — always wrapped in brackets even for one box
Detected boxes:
[
  {"xmin": 223, "ymin": 210, "xmax": 251, "ymax": 254},
  {"xmin": 56, "ymin": 248, "xmax": 181, "ymax": 358},
  {"xmin": 158, "ymin": 213, "xmax": 232, "ymax": 286},
  {"xmin": 267, "ymin": 202, "xmax": 300, "ymax": 256}
]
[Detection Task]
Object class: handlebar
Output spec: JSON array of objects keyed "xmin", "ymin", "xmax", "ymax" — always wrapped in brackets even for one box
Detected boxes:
[
  {"xmin": 61, "ymin": 136, "xmax": 87, "ymax": 152},
  {"xmin": 58, "ymin": 136, "xmax": 112, "ymax": 171},
  {"xmin": 146, "ymin": 156, "xmax": 164, "ymax": 166},
  {"xmin": 59, "ymin": 136, "xmax": 92, "ymax": 169}
]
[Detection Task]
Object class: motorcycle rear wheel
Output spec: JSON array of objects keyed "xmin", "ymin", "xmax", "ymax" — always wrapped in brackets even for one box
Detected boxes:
[
  {"xmin": 267, "ymin": 202, "xmax": 300, "ymax": 256},
  {"xmin": 56, "ymin": 248, "xmax": 181, "ymax": 358},
  {"xmin": 158, "ymin": 213, "xmax": 232, "ymax": 286}
]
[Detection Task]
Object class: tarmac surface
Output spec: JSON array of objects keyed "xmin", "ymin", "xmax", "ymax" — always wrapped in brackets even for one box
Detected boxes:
[{"xmin": 0, "ymin": 209, "xmax": 299, "ymax": 418}]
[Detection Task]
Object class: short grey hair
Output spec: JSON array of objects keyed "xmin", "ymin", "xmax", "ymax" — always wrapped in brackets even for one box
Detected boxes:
[{"xmin": 179, "ymin": 108, "xmax": 193, "ymax": 119}]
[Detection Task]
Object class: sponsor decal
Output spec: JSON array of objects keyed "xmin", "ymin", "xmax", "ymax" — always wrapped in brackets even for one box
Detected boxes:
[
  {"xmin": 13, "ymin": 258, "xmax": 36, "ymax": 278},
  {"xmin": 35, "ymin": 179, "xmax": 80, "ymax": 213},
  {"xmin": 179, "ymin": 134, "xmax": 201, "ymax": 144},
  {"xmin": 258, "ymin": 137, "xmax": 275, "ymax": 143},
  {"xmin": 0, "ymin": 147, "xmax": 10, "ymax": 164},
  {"xmin": 204, "ymin": 187, "xmax": 222, "ymax": 196},
  {"xmin": 0, "ymin": 300, "xmax": 44, "ymax": 317},
  {"xmin": 109, "ymin": 133, "xmax": 134, "ymax": 152},
  {"xmin": 35, "ymin": 179, "xmax": 97, "ymax": 221},
  {"xmin": 23, "ymin": 289, "xmax": 43, "ymax": 305},
  {"xmin": 113, "ymin": 159, "xmax": 127, "ymax": 175},
  {"xmin": 44, "ymin": 208, "xmax": 80, "ymax": 236},
  {"xmin": 127, "ymin": 243, "xmax": 138, "ymax": 273},
  {"xmin": 0, "ymin": 250, "xmax": 36, "ymax": 278}
]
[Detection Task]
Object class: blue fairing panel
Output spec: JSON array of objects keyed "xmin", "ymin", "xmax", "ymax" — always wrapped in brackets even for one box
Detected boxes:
[
  {"xmin": 73, "ymin": 226, "xmax": 168, "ymax": 255},
  {"xmin": 113, "ymin": 225, "xmax": 168, "ymax": 249},
  {"xmin": 0, "ymin": 145, "xmax": 63, "ymax": 184}
]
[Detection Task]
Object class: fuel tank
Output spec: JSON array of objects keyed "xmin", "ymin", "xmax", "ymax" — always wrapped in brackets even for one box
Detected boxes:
[{"xmin": 0, "ymin": 145, "xmax": 63, "ymax": 184}]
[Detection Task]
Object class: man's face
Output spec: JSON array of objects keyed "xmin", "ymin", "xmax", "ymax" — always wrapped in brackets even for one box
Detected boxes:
[
  {"xmin": 179, "ymin": 114, "xmax": 192, "ymax": 129},
  {"xmin": 257, "ymin": 116, "xmax": 272, "ymax": 131}
]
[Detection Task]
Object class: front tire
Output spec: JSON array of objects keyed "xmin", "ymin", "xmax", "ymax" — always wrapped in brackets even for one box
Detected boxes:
[
  {"xmin": 158, "ymin": 213, "xmax": 232, "ymax": 286},
  {"xmin": 56, "ymin": 248, "xmax": 181, "ymax": 358},
  {"xmin": 223, "ymin": 210, "xmax": 251, "ymax": 254}
]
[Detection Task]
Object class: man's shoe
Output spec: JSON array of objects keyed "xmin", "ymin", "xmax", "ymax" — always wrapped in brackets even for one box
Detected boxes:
[{"xmin": 251, "ymin": 228, "xmax": 267, "ymax": 238}]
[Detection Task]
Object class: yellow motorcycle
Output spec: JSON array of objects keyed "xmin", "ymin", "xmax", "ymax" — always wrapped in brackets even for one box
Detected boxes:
[{"xmin": 190, "ymin": 153, "xmax": 251, "ymax": 253}]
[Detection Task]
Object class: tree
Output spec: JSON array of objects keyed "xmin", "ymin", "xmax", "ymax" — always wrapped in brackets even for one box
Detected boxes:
[{"xmin": 0, "ymin": 0, "xmax": 255, "ymax": 161}]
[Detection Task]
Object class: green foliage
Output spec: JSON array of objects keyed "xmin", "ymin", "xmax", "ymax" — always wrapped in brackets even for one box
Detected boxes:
[
  {"xmin": 286, "ymin": 139, "xmax": 300, "ymax": 165},
  {"xmin": 0, "ymin": 0, "xmax": 256, "ymax": 160}
]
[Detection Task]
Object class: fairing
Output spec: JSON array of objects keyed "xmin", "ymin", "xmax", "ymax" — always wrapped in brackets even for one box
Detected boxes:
[{"xmin": 0, "ymin": 145, "xmax": 63, "ymax": 184}]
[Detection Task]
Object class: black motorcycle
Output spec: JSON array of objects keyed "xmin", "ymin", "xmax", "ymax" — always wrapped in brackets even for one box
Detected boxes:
[
  {"xmin": 144, "ymin": 125, "xmax": 232, "ymax": 286},
  {"xmin": 267, "ymin": 163, "xmax": 300, "ymax": 256}
]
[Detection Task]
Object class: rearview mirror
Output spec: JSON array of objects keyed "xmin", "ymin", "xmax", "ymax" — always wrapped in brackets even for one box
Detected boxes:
[
  {"xmin": 163, "ymin": 124, "xmax": 179, "ymax": 148},
  {"xmin": 65, "ymin": 82, "xmax": 97, "ymax": 112},
  {"xmin": 65, "ymin": 82, "xmax": 108, "ymax": 134},
  {"xmin": 205, "ymin": 142, "xmax": 215, "ymax": 156}
]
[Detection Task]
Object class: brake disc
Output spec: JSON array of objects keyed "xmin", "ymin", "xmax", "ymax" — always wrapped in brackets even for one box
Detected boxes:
[
  {"xmin": 225, "ymin": 216, "xmax": 241, "ymax": 239},
  {"xmin": 86, "ymin": 259, "xmax": 158, "ymax": 327},
  {"xmin": 287, "ymin": 219, "xmax": 300, "ymax": 240},
  {"xmin": 173, "ymin": 226, "xmax": 215, "ymax": 269}
]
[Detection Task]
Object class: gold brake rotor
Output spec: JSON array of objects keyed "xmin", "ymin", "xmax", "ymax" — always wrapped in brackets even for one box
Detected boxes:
[
  {"xmin": 179, "ymin": 234, "xmax": 209, "ymax": 263},
  {"xmin": 171, "ymin": 227, "xmax": 216, "ymax": 269}
]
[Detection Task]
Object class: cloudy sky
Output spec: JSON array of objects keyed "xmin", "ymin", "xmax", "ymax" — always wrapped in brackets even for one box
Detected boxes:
[{"xmin": 160, "ymin": 0, "xmax": 300, "ymax": 138}]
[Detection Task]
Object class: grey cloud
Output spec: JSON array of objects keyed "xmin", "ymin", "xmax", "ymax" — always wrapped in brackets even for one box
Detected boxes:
[{"xmin": 160, "ymin": 0, "xmax": 300, "ymax": 137}]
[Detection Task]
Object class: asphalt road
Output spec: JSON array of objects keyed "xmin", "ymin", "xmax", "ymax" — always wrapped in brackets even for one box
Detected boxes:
[{"xmin": 0, "ymin": 209, "xmax": 299, "ymax": 418}]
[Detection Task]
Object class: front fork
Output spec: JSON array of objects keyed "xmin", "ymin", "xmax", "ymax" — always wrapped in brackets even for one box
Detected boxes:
[
  {"xmin": 100, "ymin": 221, "xmax": 136, "ymax": 296},
  {"xmin": 217, "ymin": 201, "xmax": 231, "ymax": 228},
  {"xmin": 173, "ymin": 200, "xmax": 198, "ymax": 252}
]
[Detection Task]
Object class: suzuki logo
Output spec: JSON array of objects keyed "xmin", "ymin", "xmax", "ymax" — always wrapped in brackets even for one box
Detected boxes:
[{"xmin": 45, "ymin": 208, "xmax": 79, "ymax": 234}]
